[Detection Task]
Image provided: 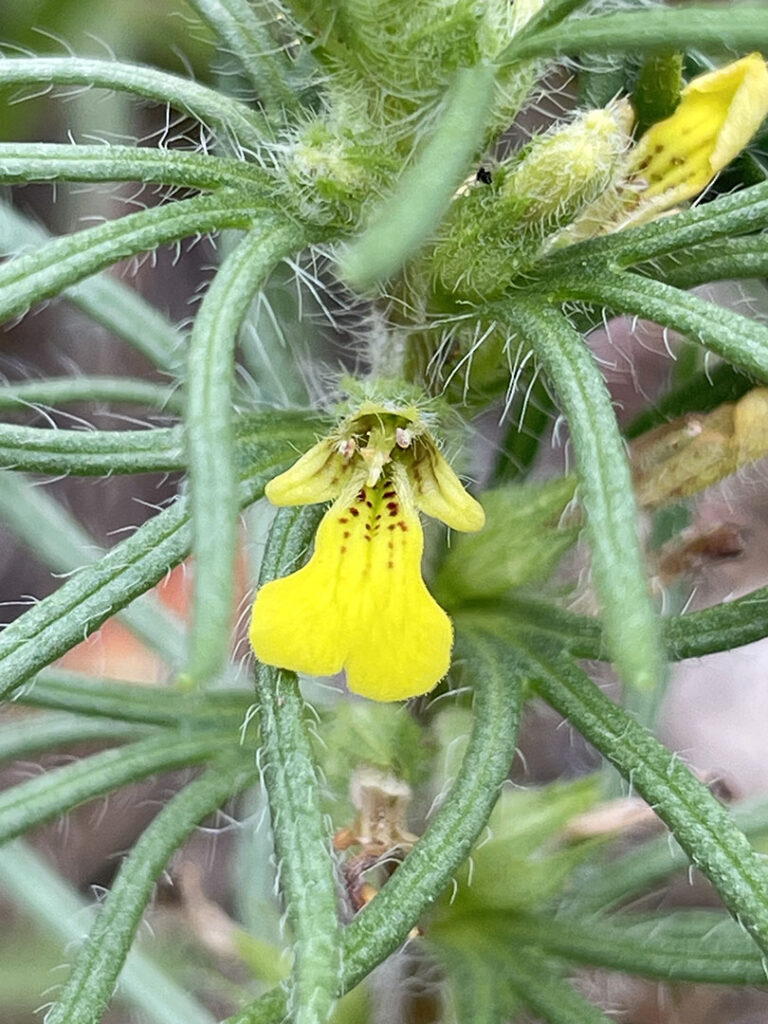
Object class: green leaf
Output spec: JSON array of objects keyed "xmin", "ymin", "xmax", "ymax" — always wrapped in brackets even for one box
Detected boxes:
[
  {"xmin": 45, "ymin": 759, "xmax": 255, "ymax": 1024},
  {"xmin": 504, "ymin": 946, "xmax": 613, "ymax": 1024},
  {"xmin": 499, "ymin": 7, "xmax": 768, "ymax": 65},
  {"xmin": 0, "ymin": 443, "xmax": 292, "ymax": 699},
  {"xmin": 567, "ymin": 795, "xmax": 768, "ymax": 916},
  {"xmin": 0, "ymin": 143, "xmax": 270, "ymax": 192},
  {"xmin": 223, "ymin": 627, "xmax": 524, "ymax": 1024},
  {"xmin": 0, "ymin": 710, "xmax": 148, "ymax": 763},
  {"xmin": 341, "ymin": 63, "xmax": 496, "ymax": 289},
  {"xmin": 664, "ymin": 584, "xmax": 768, "ymax": 660},
  {"xmin": 255, "ymin": 506, "xmax": 341, "ymax": 1024},
  {"xmin": 540, "ymin": 180, "xmax": 768, "ymax": 271},
  {"xmin": 499, "ymin": 911, "xmax": 768, "ymax": 985},
  {"xmin": 18, "ymin": 669, "xmax": 252, "ymax": 727},
  {"xmin": 464, "ymin": 581, "xmax": 768, "ymax": 664},
  {"xmin": 457, "ymin": 598, "xmax": 605, "ymax": 660},
  {"xmin": 184, "ymin": 221, "xmax": 305, "ymax": 686},
  {"xmin": 0, "ymin": 470, "xmax": 188, "ymax": 669},
  {"xmin": 0, "ymin": 376, "xmax": 184, "ymax": 415},
  {"xmin": 186, "ymin": 0, "xmax": 299, "ymax": 115},
  {"xmin": 0, "ymin": 839, "xmax": 216, "ymax": 1024},
  {"xmin": 0, "ymin": 729, "xmax": 240, "ymax": 846},
  {"xmin": 0, "ymin": 191, "xmax": 260, "ymax": 326},
  {"xmin": 0, "ymin": 424, "xmax": 184, "ymax": 475},
  {"xmin": 640, "ymin": 234, "xmax": 768, "ymax": 290},
  {"xmin": 0, "ymin": 201, "xmax": 184, "ymax": 373},
  {"xmin": 436, "ymin": 476, "xmax": 577, "ymax": 606},
  {"xmin": 444, "ymin": 777, "xmax": 599, "ymax": 914},
  {"xmin": 516, "ymin": 637, "xmax": 768, "ymax": 960},
  {"xmin": 548, "ymin": 271, "xmax": 768, "ymax": 382},
  {"xmin": 0, "ymin": 56, "xmax": 268, "ymax": 154},
  {"xmin": 433, "ymin": 940, "xmax": 515, "ymax": 1024},
  {"xmin": 509, "ymin": 0, "xmax": 597, "ymax": 47},
  {"xmin": 501, "ymin": 299, "xmax": 662, "ymax": 691}
]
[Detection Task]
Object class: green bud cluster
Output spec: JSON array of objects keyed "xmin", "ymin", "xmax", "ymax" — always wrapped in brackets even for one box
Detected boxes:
[
  {"xmin": 430, "ymin": 104, "xmax": 633, "ymax": 302},
  {"xmin": 278, "ymin": 0, "xmax": 542, "ymax": 231}
]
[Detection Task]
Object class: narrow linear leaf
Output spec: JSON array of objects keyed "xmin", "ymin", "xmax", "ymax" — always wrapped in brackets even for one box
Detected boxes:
[
  {"xmin": 0, "ymin": 57, "xmax": 268, "ymax": 154},
  {"xmin": 0, "ymin": 470, "xmax": 188, "ymax": 670},
  {"xmin": 517, "ymin": 637, "xmax": 768, "ymax": 958},
  {"xmin": 0, "ymin": 423, "xmax": 184, "ymax": 475},
  {"xmin": 223, "ymin": 627, "xmax": 524, "ymax": 1024},
  {"xmin": 664, "ymin": 584, "xmax": 768, "ymax": 660},
  {"xmin": 550, "ymin": 271, "xmax": 768, "ymax": 383},
  {"xmin": 185, "ymin": 221, "xmax": 305, "ymax": 685},
  {"xmin": 456, "ymin": 601, "xmax": 605, "ymax": 661},
  {"xmin": 0, "ymin": 839, "xmax": 215, "ymax": 1024},
  {"xmin": 499, "ymin": 8, "xmax": 768, "ymax": 65},
  {"xmin": 46, "ymin": 760, "xmax": 255, "ymax": 1024},
  {"xmin": 186, "ymin": 0, "xmax": 298, "ymax": 114},
  {"xmin": 510, "ymin": 0, "xmax": 596, "ymax": 45},
  {"xmin": 640, "ymin": 235, "xmax": 768, "ymax": 290},
  {"xmin": 0, "ymin": 201, "xmax": 184, "ymax": 373},
  {"xmin": 464, "ymin": 581, "xmax": 768, "ymax": 664},
  {"xmin": 0, "ymin": 729, "xmax": 239, "ymax": 845},
  {"xmin": 0, "ymin": 376, "xmax": 183, "ymax": 414},
  {"xmin": 0, "ymin": 143, "xmax": 270, "ymax": 192},
  {"xmin": 499, "ymin": 911, "xmax": 768, "ymax": 985},
  {"xmin": 540, "ymin": 180, "xmax": 768, "ymax": 272},
  {"xmin": 255, "ymin": 507, "xmax": 341, "ymax": 1024},
  {"xmin": 0, "ymin": 446, "xmax": 290, "ymax": 698},
  {"xmin": 431, "ymin": 939, "xmax": 514, "ymax": 1024},
  {"xmin": 0, "ymin": 711, "xmax": 148, "ymax": 763},
  {"xmin": 17, "ymin": 669, "xmax": 252, "ymax": 727},
  {"xmin": 502, "ymin": 299, "xmax": 662, "ymax": 691},
  {"xmin": 505, "ymin": 946, "xmax": 613, "ymax": 1024},
  {"xmin": 341, "ymin": 63, "xmax": 496, "ymax": 289},
  {"xmin": 568, "ymin": 795, "xmax": 768, "ymax": 916},
  {"xmin": 0, "ymin": 409, "xmax": 324, "ymax": 477},
  {"xmin": 0, "ymin": 191, "xmax": 259, "ymax": 326}
]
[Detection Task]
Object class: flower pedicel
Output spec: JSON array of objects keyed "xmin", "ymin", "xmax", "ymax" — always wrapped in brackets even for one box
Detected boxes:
[{"xmin": 249, "ymin": 400, "xmax": 484, "ymax": 701}]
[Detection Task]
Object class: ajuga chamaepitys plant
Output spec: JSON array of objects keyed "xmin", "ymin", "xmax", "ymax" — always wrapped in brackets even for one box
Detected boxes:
[{"xmin": 2, "ymin": 1, "xmax": 768, "ymax": 1022}]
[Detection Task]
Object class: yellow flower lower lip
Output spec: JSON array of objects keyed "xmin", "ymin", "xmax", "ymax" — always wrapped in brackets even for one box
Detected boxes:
[{"xmin": 249, "ymin": 480, "xmax": 453, "ymax": 701}]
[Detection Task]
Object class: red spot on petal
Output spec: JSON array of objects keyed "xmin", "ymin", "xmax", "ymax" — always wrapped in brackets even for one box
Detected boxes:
[
  {"xmin": 349, "ymin": 507, "xmax": 360, "ymax": 517},
  {"xmin": 340, "ymin": 545, "xmax": 347, "ymax": 554},
  {"xmin": 343, "ymin": 531, "xmax": 351, "ymax": 539},
  {"xmin": 388, "ymin": 560, "xmax": 394, "ymax": 569},
  {"xmin": 339, "ymin": 517, "xmax": 348, "ymax": 524},
  {"xmin": 398, "ymin": 521, "xmax": 408, "ymax": 531}
]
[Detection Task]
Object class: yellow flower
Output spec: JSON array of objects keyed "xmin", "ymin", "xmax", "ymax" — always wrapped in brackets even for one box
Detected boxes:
[
  {"xmin": 249, "ymin": 402, "xmax": 485, "ymax": 702},
  {"xmin": 556, "ymin": 54, "xmax": 768, "ymax": 244},
  {"xmin": 625, "ymin": 52, "xmax": 768, "ymax": 226}
]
